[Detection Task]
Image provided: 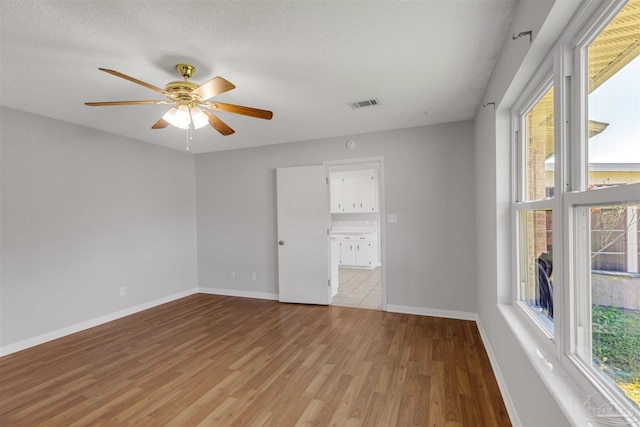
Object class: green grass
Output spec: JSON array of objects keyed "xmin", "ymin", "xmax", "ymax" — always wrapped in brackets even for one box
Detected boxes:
[{"xmin": 592, "ymin": 304, "xmax": 640, "ymax": 407}]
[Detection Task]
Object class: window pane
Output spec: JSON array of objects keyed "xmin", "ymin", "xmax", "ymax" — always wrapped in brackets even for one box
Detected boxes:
[
  {"xmin": 590, "ymin": 205, "xmax": 640, "ymax": 408},
  {"xmin": 587, "ymin": 1, "xmax": 640, "ymax": 189},
  {"xmin": 524, "ymin": 87, "xmax": 554, "ymax": 200},
  {"xmin": 519, "ymin": 210, "xmax": 554, "ymax": 330}
]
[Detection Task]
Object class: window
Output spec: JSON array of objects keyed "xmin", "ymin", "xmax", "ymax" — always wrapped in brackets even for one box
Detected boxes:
[
  {"xmin": 512, "ymin": 0, "xmax": 640, "ymax": 419},
  {"xmin": 525, "ymin": 86, "xmax": 555, "ymax": 201},
  {"xmin": 591, "ymin": 207, "xmax": 638, "ymax": 272},
  {"xmin": 573, "ymin": 0, "xmax": 640, "ymax": 410},
  {"xmin": 575, "ymin": 204, "xmax": 640, "ymax": 410},
  {"xmin": 514, "ymin": 83, "xmax": 555, "ymax": 334},
  {"xmin": 518, "ymin": 209, "xmax": 554, "ymax": 328},
  {"xmin": 587, "ymin": 3, "xmax": 640, "ymax": 188}
]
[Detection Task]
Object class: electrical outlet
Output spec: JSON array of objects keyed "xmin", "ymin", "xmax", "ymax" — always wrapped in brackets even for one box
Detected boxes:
[
  {"xmin": 120, "ymin": 286, "xmax": 127, "ymax": 296},
  {"xmin": 231, "ymin": 272, "xmax": 236, "ymax": 279},
  {"xmin": 388, "ymin": 214, "xmax": 398, "ymax": 223},
  {"xmin": 252, "ymin": 273, "xmax": 257, "ymax": 281}
]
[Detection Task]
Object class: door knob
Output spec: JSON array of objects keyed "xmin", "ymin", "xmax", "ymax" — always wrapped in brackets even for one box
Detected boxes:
[{"xmin": 279, "ymin": 240, "xmax": 285, "ymax": 246}]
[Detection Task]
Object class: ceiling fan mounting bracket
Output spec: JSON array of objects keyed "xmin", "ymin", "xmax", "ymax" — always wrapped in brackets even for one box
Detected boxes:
[{"xmin": 176, "ymin": 63, "xmax": 196, "ymax": 79}]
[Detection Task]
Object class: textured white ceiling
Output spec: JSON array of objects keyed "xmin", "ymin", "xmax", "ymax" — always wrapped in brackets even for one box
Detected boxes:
[{"xmin": 0, "ymin": 1, "xmax": 515, "ymax": 153}]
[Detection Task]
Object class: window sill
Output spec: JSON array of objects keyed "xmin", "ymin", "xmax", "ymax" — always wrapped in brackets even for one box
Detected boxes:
[{"xmin": 496, "ymin": 303, "xmax": 635, "ymax": 426}]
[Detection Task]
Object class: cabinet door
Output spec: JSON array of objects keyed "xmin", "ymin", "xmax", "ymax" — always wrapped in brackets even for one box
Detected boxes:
[
  {"xmin": 355, "ymin": 240, "xmax": 373, "ymax": 267},
  {"xmin": 330, "ymin": 169, "xmax": 378, "ymax": 213},
  {"xmin": 339, "ymin": 239, "xmax": 356, "ymax": 265},
  {"xmin": 330, "ymin": 240, "xmax": 340, "ymax": 296},
  {"xmin": 356, "ymin": 170, "xmax": 378, "ymax": 212},
  {"xmin": 342, "ymin": 173, "xmax": 359, "ymax": 212},
  {"xmin": 368, "ymin": 232, "xmax": 378, "ymax": 266},
  {"xmin": 330, "ymin": 176, "xmax": 344, "ymax": 213}
]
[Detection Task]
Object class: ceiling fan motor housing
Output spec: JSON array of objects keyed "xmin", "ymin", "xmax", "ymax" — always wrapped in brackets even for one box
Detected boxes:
[
  {"xmin": 165, "ymin": 81, "xmax": 201, "ymax": 104},
  {"xmin": 165, "ymin": 64, "xmax": 201, "ymax": 105}
]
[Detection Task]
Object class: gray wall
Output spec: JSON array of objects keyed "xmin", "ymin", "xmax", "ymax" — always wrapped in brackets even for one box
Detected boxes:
[
  {"xmin": 0, "ymin": 107, "xmax": 198, "ymax": 348},
  {"xmin": 0, "ymin": 107, "xmax": 476, "ymax": 350},
  {"xmin": 196, "ymin": 121, "xmax": 477, "ymax": 313}
]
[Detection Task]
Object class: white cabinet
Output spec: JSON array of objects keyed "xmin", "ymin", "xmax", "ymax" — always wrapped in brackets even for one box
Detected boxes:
[
  {"xmin": 330, "ymin": 176, "xmax": 344, "ymax": 212},
  {"xmin": 330, "ymin": 239, "xmax": 340, "ymax": 297},
  {"xmin": 355, "ymin": 235, "xmax": 373, "ymax": 267},
  {"xmin": 354, "ymin": 170, "xmax": 377, "ymax": 213},
  {"xmin": 330, "ymin": 170, "xmax": 378, "ymax": 213},
  {"xmin": 342, "ymin": 176, "xmax": 359, "ymax": 212},
  {"xmin": 336, "ymin": 233, "xmax": 377, "ymax": 268},
  {"xmin": 339, "ymin": 235, "xmax": 356, "ymax": 265}
]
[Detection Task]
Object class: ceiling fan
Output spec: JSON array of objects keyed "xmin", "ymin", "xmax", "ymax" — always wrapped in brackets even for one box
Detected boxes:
[{"xmin": 85, "ymin": 63, "xmax": 273, "ymax": 136}]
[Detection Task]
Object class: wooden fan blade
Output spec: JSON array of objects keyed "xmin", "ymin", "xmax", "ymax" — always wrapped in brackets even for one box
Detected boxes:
[
  {"xmin": 191, "ymin": 76, "xmax": 236, "ymax": 101},
  {"xmin": 85, "ymin": 100, "xmax": 170, "ymax": 106},
  {"xmin": 98, "ymin": 68, "xmax": 167, "ymax": 95},
  {"xmin": 202, "ymin": 109, "xmax": 235, "ymax": 136},
  {"xmin": 205, "ymin": 102, "xmax": 273, "ymax": 120},
  {"xmin": 151, "ymin": 118, "xmax": 170, "ymax": 129}
]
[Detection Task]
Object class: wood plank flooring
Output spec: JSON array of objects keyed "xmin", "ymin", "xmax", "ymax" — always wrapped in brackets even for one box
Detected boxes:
[{"xmin": 0, "ymin": 294, "xmax": 511, "ymax": 426}]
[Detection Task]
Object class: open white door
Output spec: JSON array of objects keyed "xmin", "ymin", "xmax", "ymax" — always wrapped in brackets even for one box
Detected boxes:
[{"xmin": 277, "ymin": 165, "xmax": 330, "ymax": 304}]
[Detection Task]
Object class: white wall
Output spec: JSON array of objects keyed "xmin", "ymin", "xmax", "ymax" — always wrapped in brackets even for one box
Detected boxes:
[
  {"xmin": 474, "ymin": 0, "xmax": 584, "ymax": 425},
  {"xmin": 196, "ymin": 121, "xmax": 477, "ymax": 315},
  {"xmin": 0, "ymin": 107, "xmax": 198, "ymax": 351}
]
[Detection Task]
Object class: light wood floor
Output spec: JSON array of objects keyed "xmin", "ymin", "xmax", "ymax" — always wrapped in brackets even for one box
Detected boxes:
[{"xmin": 0, "ymin": 294, "xmax": 511, "ymax": 426}]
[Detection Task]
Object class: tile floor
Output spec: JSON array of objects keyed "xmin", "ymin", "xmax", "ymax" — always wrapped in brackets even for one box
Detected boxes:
[{"xmin": 331, "ymin": 267, "xmax": 382, "ymax": 310}]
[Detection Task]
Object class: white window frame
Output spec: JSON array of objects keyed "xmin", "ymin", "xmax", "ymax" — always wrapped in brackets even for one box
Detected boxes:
[
  {"xmin": 567, "ymin": 0, "xmax": 640, "ymax": 417},
  {"xmin": 511, "ymin": 0, "xmax": 640, "ymax": 421},
  {"xmin": 512, "ymin": 62, "xmax": 558, "ymax": 350}
]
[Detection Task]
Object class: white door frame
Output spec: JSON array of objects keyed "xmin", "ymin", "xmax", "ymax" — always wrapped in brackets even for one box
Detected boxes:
[{"xmin": 323, "ymin": 156, "xmax": 387, "ymax": 311}]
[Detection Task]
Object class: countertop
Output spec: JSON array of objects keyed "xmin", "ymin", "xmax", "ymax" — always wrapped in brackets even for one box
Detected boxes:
[{"xmin": 330, "ymin": 227, "xmax": 378, "ymax": 234}]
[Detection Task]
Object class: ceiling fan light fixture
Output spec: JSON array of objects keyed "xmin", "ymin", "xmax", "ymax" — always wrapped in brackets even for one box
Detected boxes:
[
  {"xmin": 174, "ymin": 105, "xmax": 191, "ymax": 129},
  {"xmin": 190, "ymin": 106, "xmax": 209, "ymax": 129},
  {"xmin": 162, "ymin": 107, "xmax": 179, "ymax": 127},
  {"xmin": 161, "ymin": 106, "xmax": 190, "ymax": 129}
]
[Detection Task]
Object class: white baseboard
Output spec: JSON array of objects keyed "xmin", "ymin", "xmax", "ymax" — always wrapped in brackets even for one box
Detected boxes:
[
  {"xmin": 0, "ymin": 288, "xmax": 198, "ymax": 357},
  {"xmin": 386, "ymin": 304, "xmax": 478, "ymax": 321},
  {"xmin": 475, "ymin": 319, "xmax": 522, "ymax": 427},
  {"xmin": 197, "ymin": 287, "xmax": 278, "ymax": 301}
]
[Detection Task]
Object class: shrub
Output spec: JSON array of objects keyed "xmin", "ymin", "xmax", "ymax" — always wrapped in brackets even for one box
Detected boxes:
[{"xmin": 592, "ymin": 305, "xmax": 640, "ymax": 382}]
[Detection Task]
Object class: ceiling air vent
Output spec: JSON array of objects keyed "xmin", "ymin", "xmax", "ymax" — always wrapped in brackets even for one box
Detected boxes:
[{"xmin": 349, "ymin": 98, "xmax": 380, "ymax": 109}]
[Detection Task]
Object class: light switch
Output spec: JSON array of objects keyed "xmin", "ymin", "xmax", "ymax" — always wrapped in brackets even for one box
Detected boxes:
[{"xmin": 388, "ymin": 214, "xmax": 397, "ymax": 223}]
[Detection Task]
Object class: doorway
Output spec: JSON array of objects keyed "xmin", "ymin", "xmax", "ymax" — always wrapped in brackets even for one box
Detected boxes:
[
  {"xmin": 331, "ymin": 267, "xmax": 382, "ymax": 309},
  {"xmin": 324, "ymin": 158, "xmax": 385, "ymax": 311}
]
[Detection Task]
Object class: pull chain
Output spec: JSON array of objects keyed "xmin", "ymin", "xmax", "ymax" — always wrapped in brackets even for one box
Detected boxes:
[
  {"xmin": 186, "ymin": 121, "xmax": 193, "ymax": 152},
  {"xmin": 186, "ymin": 107, "xmax": 194, "ymax": 152}
]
